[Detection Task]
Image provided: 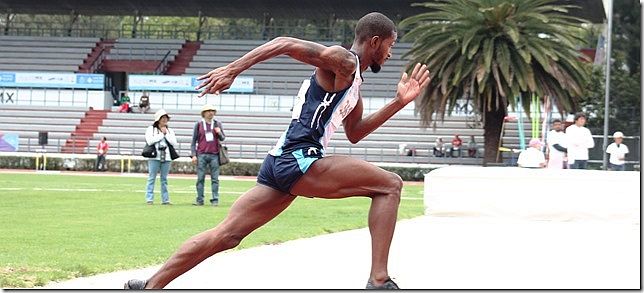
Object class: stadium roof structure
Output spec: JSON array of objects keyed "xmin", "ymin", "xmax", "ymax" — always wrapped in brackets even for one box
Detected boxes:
[{"xmin": 0, "ymin": 0, "xmax": 606, "ymax": 23}]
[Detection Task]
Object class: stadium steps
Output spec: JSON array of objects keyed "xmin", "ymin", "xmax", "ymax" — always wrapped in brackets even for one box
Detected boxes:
[
  {"xmin": 99, "ymin": 38, "xmax": 184, "ymax": 73},
  {"xmin": 0, "ymin": 36, "xmax": 98, "ymax": 72},
  {"xmin": 61, "ymin": 109, "xmax": 109, "ymax": 154},
  {"xmin": 78, "ymin": 39, "xmax": 115, "ymax": 73},
  {"xmin": 100, "ymin": 60, "xmax": 161, "ymax": 73},
  {"xmin": 165, "ymin": 41, "xmax": 202, "ymax": 75}
]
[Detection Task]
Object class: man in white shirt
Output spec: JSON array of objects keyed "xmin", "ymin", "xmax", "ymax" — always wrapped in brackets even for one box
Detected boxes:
[
  {"xmin": 546, "ymin": 119, "xmax": 567, "ymax": 169},
  {"xmin": 565, "ymin": 112, "xmax": 594, "ymax": 169},
  {"xmin": 606, "ymin": 131, "xmax": 629, "ymax": 171},
  {"xmin": 518, "ymin": 138, "xmax": 546, "ymax": 168}
]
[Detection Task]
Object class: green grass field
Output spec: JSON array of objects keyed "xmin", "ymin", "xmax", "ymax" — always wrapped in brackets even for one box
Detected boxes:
[{"xmin": 0, "ymin": 172, "xmax": 424, "ymax": 288}]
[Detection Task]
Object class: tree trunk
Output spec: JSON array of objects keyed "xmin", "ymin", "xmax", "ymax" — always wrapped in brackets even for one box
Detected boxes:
[{"xmin": 483, "ymin": 107, "xmax": 507, "ymax": 164}]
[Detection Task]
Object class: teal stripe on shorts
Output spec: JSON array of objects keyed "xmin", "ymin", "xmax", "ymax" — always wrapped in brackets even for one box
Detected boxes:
[{"xmin": 292, "ymin": 148, "xmax": 318, "ymax": 173}]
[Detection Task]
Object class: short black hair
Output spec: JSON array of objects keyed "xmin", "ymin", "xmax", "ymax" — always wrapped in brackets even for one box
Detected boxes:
[
  {"xmin": 574, "ymin": 112, "xmax": 586, "ymax": 122},
  {"xmin": 355, "ymin": 12, "xmax": 396, "ymax": 43},
  {"xmin": 552, "ymin": 119, "xmax": 562, "ymax": 123}
]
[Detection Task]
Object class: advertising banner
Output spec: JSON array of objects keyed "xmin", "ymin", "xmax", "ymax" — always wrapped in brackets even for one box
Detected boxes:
[
  {"xmin": 128, "ymin": 75, "xmax": 253, "ymax": 93},
  {"xmin": 0, "ymin": 72, "xmax": 104, "ymax": 89},
  {"xmin": 0, "ymin": 133, "xmax": 19, "ymax": 152}
]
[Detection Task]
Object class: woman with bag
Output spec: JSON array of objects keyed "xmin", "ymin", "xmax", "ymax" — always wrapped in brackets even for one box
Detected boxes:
[
  {"xmin": 144, "ymin": 109, "xmax": 178, "ymax": 205},
  {"xmin": 190, "ymin": 104, "xmax": 226, "ymax": 206}
]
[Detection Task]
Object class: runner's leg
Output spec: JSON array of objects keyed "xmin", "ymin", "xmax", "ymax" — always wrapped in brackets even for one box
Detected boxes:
[
  {"xmin": 290, "ymin": 155, "xmax": 402, "ymax": 286},
  {"xmin": 145, "ymin": 185, "xmax": 296, "ymax": 288}
]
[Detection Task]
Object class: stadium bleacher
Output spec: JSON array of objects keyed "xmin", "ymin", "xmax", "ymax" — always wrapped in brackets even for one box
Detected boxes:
[
  {"xmin": 108, "ymin": 38, "xmax": 185, "ymax": 61},
  {"xmin": 0, "ymin": 35, "xmax": 99, "ymax": 72},
  {"xmin": 0, "ymin": 106, "xmax": 86, "ymax": 152},
  {"xmin": 184, "ymin": 40, "xmax": 411, "ymax": 100},
  {"xmin": 0, "ymin": 35, "xmax": 540, "ymax": 166},
  {"xmin": 0, "ymin": 101, "xmax": 538, "ymax": 166},
  {"xmin": 80, "ymin": 108, "xmax": 494, "ymax": 165}
]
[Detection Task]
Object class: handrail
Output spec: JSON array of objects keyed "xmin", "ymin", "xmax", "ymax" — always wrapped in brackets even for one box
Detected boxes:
[
  {"xmin": 1, "ymin": 22, "xmax": 363, "ymax": 42},
  {"xmin": 154, "ymin": 50, "xmax": 172, "ymax": 75},
  {"xmin": 88, "ymin": 46, "xmax": 107, "ymax": 73},
  {"xmin": 16, "ymin": 134, "xmax": 640, "ymax": 169}
]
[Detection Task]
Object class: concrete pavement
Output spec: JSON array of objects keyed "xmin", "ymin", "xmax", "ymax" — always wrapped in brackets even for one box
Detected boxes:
[{"xmin": 41, "ymin": 215, "xmax": 640, "ymax": 289}]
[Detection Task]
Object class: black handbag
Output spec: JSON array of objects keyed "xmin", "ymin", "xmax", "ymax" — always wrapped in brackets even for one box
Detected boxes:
[
  {"xmin": 141, "ymin": 143, "xmax": 157, "ymax": 158},
  {"xmin": 165, "ymin": 138, "xmax": 180, "ymax": 160}
]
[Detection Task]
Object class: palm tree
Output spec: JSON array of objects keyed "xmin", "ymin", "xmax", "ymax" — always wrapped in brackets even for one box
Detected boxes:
[{"xmin": 400, "ymin": 0, "xmax": 590, "ymax": 163}]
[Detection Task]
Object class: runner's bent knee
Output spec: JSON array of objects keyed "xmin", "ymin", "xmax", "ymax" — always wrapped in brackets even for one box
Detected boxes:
[{"xmin": 380, "ymin": 172, "xmax": 403, "ymax": 202}]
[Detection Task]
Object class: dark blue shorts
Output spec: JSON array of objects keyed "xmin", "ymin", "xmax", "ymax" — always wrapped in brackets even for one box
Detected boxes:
[{"xmin": 257, "ymin": 147, "xmax": 323, "ymax": 194}]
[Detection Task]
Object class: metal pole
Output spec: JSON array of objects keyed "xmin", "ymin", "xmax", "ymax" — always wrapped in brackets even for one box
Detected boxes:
[{"xmin": 601, "ymin": 0, "xmax": 614, "ymax": 170}]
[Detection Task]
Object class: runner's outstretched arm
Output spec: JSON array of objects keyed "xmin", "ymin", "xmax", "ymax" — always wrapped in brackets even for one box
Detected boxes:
[{"xmin": 196, "ymin": 37, "xmax": 356, "ymax": 97}]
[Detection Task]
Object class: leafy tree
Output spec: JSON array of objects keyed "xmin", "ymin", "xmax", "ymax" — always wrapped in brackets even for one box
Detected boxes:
[
  {"xmin": 400, "ymin": 0, "xmax": 591, "ymax": 163},
  {"xmin": 582, "ymin": 0, "xmax": 640, "ymax": 142}
]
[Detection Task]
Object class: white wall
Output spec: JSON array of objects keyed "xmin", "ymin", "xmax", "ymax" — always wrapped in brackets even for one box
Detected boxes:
[
  {"xmin": 126, "ymin": 91, "xmax": 417, "ymax": 114},
  {"xmin": 0, "ymin": 88, "xmax": 109, "ymax": 110},
  {"xmin": 424, "ymin": 166, "xmax": 640, "ymax": 222}
]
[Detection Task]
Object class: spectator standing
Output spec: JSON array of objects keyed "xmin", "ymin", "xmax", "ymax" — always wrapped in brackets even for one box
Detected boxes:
[
  {"xmin": 606, "ymin": 131, "xmax": 629, "ymax": 171},
  {"xmin": 450, "ymin": 134, "xmax": 462, "ymax": 157},
  {"xmin": 467, "ymin": 135, "xmax": 477, "ymax": 158},
  {"xmin": 145, "ymin": 109, "xmax": 178, "ymax": 205},
  {"xmin": 565, "ymin": 112, "xmax": 594, "ymax": 169},
  {"xmin": 191, "ymin": 104, "xmax": 226, "ymax": 206},
  {"xmin": 95, "ymin": 137, "xmax": 109, "ymax": 171},
  {"xmin": 517, "ymin": 138, "xmax": 546, "ymax": 168},
  {"xmin": 546, "ymin": 119, "xmax": 567, "ymax": 169},
  {"xmin": 139, "ymin": 92, "xmax": 151, "ymax": 113}
]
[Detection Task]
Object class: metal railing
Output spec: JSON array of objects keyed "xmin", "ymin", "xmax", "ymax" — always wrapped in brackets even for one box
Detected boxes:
[
  {"xmin": 88, "ymin": 46, "xmax": 109, "ymax": 73},
  {"xmin": 109, "ymin": 47, "xmax": 173, "ymax": 61},
  {"xmin": 2, "ymin": 21, "xmax": 359, "ymax": 42},
  {"xmin": 22, "ymin": 133, "xmax": 640, "ymax": 170},
  {"xmin": 19, "ymin": 136, "xmax": 467, "ymax": 165},
  {"xmin": 587, "ymin": 135, "xmax": 640, "ymax": 170},
  {"xmin": 154, "ymin": 50, "xmax": 173, "ymax": 74}
]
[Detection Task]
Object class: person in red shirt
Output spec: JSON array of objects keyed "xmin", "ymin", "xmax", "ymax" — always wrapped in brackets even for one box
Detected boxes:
[
  {"xmin": 95, "ymin": 137, "xmax": 109, "ymax": 171},
  {"xmin": 450, "ymin": 134, "xmax": 462, "ymax": 158}
]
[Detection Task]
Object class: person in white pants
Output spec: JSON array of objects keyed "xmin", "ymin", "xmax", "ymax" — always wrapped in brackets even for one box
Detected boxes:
[
  {"xmin": 565, "ymin": 112, "xmax": 594, "ymax": 169},
  {"xmin": 606, "ymin": 131, "xmax": 629, "ymax": 171}
]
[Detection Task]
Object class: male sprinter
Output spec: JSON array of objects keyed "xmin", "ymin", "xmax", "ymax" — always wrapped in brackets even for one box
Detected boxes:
[{"xmin": 125, "ymin": 12, "xmax": 430, "ymax": 289}]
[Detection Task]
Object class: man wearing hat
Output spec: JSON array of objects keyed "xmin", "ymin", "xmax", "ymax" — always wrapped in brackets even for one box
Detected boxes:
[
  {"xmin": 190, "ymin": 104, "xmax": 226, "ymax": 206},
  {"xmin": 606, "ymin": 131, "xmax": 629, "ymax": 171}
]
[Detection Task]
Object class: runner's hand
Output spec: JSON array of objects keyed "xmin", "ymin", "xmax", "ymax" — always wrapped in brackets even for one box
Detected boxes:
[
  {"xmin": 196, "ymin": 66, "xmax": 236, "ymax": 97},
  {"xmin": 395, "ymin": 63, "xmax": 430, "ymax": 105}
]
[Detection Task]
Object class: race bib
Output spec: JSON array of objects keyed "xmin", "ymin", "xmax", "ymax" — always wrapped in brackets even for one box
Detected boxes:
[{"xmin": 205, "ymin": 132, "xmax": 214, "ymax": 142}]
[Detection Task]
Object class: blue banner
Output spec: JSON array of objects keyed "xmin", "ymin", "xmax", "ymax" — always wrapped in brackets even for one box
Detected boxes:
[
  {"xmin": 0, "ymin": 72, "xmax": 104, "ymax": 89},
  {"xmin": 128, "ymin": 75, "xmax": 254, "ymax": 93},
  {"xmin": 0, "ymin": 133, "xmax": 19, "ymax": 152}
]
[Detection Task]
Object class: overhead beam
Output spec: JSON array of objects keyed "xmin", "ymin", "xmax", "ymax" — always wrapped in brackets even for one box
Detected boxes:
[{"xmin": 0, "ymin": 0, "xmax": 607, "ymax": 23}]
